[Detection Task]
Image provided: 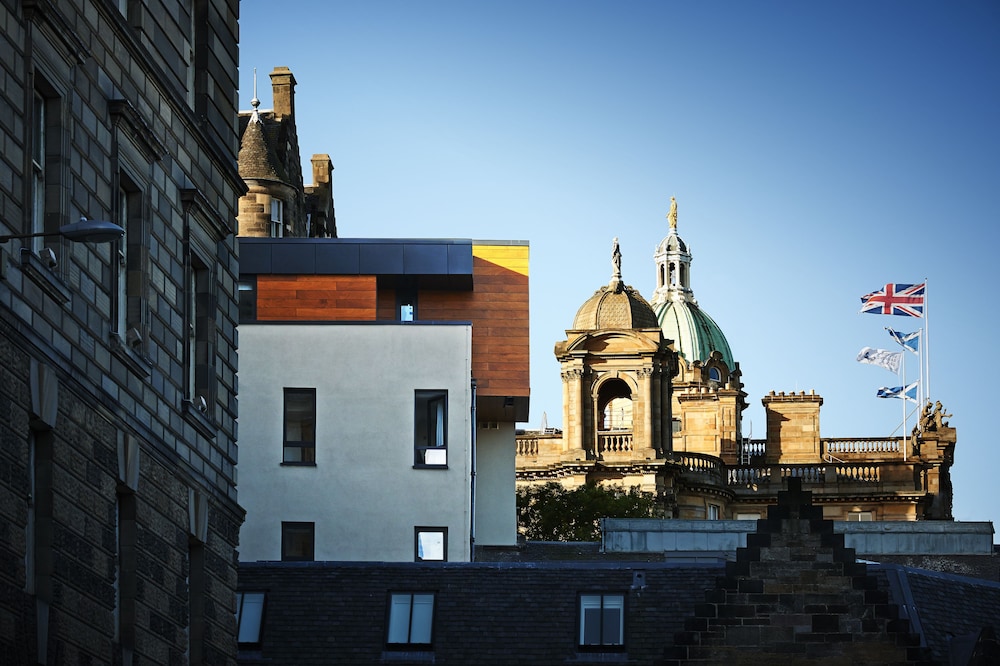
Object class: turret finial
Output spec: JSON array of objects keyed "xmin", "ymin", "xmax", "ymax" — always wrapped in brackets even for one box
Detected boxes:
[{"xmin": 250, "ymin": 68, "xmax": 261, "ymax": 121}]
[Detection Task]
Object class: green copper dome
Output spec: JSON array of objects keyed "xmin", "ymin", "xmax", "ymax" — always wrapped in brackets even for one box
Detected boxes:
[{"xmin": 654, "ymin": 300, "xmax": 733, "ymax": 368}]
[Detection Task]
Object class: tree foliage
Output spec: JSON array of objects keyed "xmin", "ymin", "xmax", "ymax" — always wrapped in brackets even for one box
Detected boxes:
[{"xmin": 516, "ymin": 482, "xmax": 660, "ymax": 542}]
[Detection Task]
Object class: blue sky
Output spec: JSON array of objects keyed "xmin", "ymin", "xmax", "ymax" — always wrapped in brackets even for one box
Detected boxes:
[{"xmin": 238, "ymin": 1, "xmax": 999, "ymax": 536}]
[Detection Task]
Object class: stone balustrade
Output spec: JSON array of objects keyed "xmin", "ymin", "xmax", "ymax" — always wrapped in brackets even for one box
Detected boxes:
[
  {"xmin": 728, "ymin": 462, "xmax": 884, "ymax": 488},
  {"xmin": 824, "ymin": 437, "xmax": 902, "ymax": 456},
  {"xmin": 597, "ymin": 430, "xmax": 633, "ymax": 455},
  {"xmin": 516, "ymin": 437, "xmax": 539, "ymax": 457},
  {"xmin": 517, "ymin": 433, "xmax": 898, "ymax": 490}
]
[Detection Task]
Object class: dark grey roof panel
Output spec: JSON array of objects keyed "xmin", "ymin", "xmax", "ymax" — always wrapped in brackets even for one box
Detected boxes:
[
  {"xmin": 404, "ymin": 243, "xmax": 449, "ymax": 274},
  {"xmin": 315, "ymin": 242, "xmax": 360, "ymax": 273},
  {"xmin": 239, "ymin": 238, "xmax": 474, "ymax": 281},
  {"xmin": 448, "ymin": 243, "xmax": 474, "ymax": 274},
  {"xmin": 359, "ymin": 243, "xmax": 404, "ymax": 274},
  {"xmin": 270, "ymin": 242, "xmax": 315, "ymax": 274},
  {"xmin": 238, "ymin": 240, "xmax": 272, "ymax": 273}
]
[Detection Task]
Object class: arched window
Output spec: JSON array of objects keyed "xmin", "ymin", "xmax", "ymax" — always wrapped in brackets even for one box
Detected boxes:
[{"xmin": 597, "ymin": 379, "xmax": 632, "ymax": 431}]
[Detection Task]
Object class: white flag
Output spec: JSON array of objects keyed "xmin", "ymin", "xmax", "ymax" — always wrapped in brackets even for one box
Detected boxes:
[{"xmin": 856, "ymin": 347, "xmax": 902, "ymax": 373}]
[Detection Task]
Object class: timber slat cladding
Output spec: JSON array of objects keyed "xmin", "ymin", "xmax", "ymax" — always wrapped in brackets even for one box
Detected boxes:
[
  {"xmin": 257, "ymin": 275, "xmax": 377, "ymax": 320},
  {"xmin": 420, "ymin": 248, "xmax": 529, "ymax": 397}
]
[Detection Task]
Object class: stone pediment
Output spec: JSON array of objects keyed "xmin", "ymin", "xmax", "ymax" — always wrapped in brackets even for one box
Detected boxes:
[{"xmin": 558, "ymin": 328, "xmax": 666, "ymax": 356}]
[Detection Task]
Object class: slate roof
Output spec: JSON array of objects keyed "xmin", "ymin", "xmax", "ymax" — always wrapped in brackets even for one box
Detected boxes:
[
  {"xmin": 238, "ymin": 114, "xmax": 287, "ymax": 182},
  {"xmin": 237, "ymin": 484, "xmax": 999, "ymax": 664},
  {"xmin": 875, "ymin": 564, "xmax": 1000, "ymax": 664},
  {"xmin": 237, "ymin": 559, "xmax": 1000, "ymax": 665},
  {"xmin": 237, "ymin": 560, "xmax": 721, "ymax": 665}
]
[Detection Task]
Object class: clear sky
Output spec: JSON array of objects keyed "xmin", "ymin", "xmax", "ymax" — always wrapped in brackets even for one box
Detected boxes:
[{"xmin": 238, "ymin": 1, "xmax": 999, "ymax": 538}]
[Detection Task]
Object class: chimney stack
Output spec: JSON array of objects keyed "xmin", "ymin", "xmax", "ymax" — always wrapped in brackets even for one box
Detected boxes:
[{"xmin": 270, "ymin": 66, "xmax": 296, "ymax": 119}]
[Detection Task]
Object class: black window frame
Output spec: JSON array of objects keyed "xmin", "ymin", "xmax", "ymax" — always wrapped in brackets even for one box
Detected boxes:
[
  {"xmin": 413, "ymin": 527, "xmax": 448, "ymax": 562},
  {"xmin": 235, "ymin": 591, "xmax": 267, "ymax": 648},
  {"xmin": 414, "ymin": 390, "xmax": 448, "ymax": 468},
  {"xmin": 238, "ymin": 276, "xmax": 257, "ymax": 323},
  {"xmin": 385, "ymin": 591, "xmax": 436, "ymax": 650},
  {"xmin": 577, "ymin": 592, "xmax": 626, "ymax": 651},
  {"xmin": 280, "ymin": 521, "xmax": 315, "ymax": 561},
  {"xmin": 282, "ymin": 387, "xmax": 316, "ymax": 465}
]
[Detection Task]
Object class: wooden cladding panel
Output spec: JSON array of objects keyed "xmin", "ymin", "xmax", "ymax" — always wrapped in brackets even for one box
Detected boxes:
[
  {"xmin": 420, "ymin": 245, "xmax": 529, "ymax": 398},
  {"xmin": 257, "ymin": 275, "xmax": 377, "ymax": 321}
]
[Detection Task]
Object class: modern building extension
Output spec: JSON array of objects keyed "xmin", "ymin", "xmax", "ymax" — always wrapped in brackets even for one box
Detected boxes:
[{"xmin": 236, "ymin": 238, "xmax": 529, "ymax": 562}]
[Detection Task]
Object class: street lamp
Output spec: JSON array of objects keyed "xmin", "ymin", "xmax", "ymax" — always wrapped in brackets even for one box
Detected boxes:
[{"xmin": 0, "ymin": 217, "xmax": 125, "ymax": 244}]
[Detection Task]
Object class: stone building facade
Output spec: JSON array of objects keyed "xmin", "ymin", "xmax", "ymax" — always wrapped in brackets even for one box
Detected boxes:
[
  {"xmin": 236, "ymin": 67, "xmax": 335, "ymax": 239},
  {"xmin": 1, "ymin": 1, "xmax": 244, "ymax": 663},
  {"xmin": 516, "ymin": 204, "xmax": 956, "ymax": 523}
]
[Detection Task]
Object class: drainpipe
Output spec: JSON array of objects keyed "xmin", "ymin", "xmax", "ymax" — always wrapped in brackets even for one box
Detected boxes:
[{"xmin": 470, "ymin": 379, "xmax": 477, "ymax": 560}]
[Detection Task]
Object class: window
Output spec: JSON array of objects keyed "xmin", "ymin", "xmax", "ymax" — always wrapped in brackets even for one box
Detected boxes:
[
  {"xmin": 671, "ymin": 418, "xmax": 682, "ymax": 434},
  {"xmin": 238, "ymin": 277, "xmax": 257, "ymax": 323},
  {"xmin": 386, "ymin": 593, "xmax": 434, "ymax": 648},
  {"xmin": 283, "ymin": 388, "xmax": 316, "ymax": 464},
  {"xmin": 269, "ymin": 199, "xmax": 284, "ymax": 237},
  {"xmin": 414, "ymin": 390, "xmax": 447, "ymax": 466},
  {"xmin": 30, "ymin": 89, "xmax": 45, "ymax": 248},
  {"xmin": 115, "ymin": 174, "xmax": 144, "ymax": 346},
  {"xmin": 579, "ymin": 594, "xmax": 624, "ymax": 649},
  {"xmin": 708, "ymin": 504, "xmax": 720, "ymax": 520},
  {"xmin": 281, "ymin": 522, "xmax": 314, "ymax": 561},
  {"xmin": 30, "ymin": 82, "xmax": 62, "ymax": 255},
  {"xmin": 414, "ymin": 527, "xmax": 447, "ymax": 562},
  {"xmin": 848, "ymin": 511, "xmax": 874, "ymax": 522},
  {"xmin": 397, "ymin": 282, "xmax": 417, "ymax": 321},
  {"xmin": 186, "ymin": 252, "xmax": 212, "ymax": 408},
  {"xmin": 235, "ymin": 592, "xmax": 266, "ymax": 646}
]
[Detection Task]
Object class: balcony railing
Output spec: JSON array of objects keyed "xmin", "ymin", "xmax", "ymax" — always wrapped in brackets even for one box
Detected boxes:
[
  {"xmin": 597, "ymin": 430, "xmax": 633, "ymax": 456},
  {"xmin": 823, "ymin": 437, "xmax": 902, "ymax": 456},
  {"xmin": 737, "ymin": 437, "xmax": 905, "ymax": 460},
  {"xmin": 727, "ymin": 463, "xmax": 882, "ymax": 487},
  {"xmin": 516, "ymin": 437, "xmax": 539, "ymax": 457}
]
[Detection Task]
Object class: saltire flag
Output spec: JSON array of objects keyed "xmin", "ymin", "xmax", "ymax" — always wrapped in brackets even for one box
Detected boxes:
[
  {"xmin": 857, "ymin": 347, "xmax": 902, "ymax": 373},
  {"xmin": 886, "ymin": 327, "xmax": 920, "ymax": 354},
  {"xmin": 876, "ymin": 382, "xmax": 919, "ymax": 404},
  {"xmin": 859, "ymin": 283, "xmax": 925, "ymax": 317}
]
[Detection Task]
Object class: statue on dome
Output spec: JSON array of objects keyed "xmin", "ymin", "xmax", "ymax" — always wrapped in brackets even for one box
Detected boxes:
[{"xmin": 667, "ymin": 196, "xmax": 678, "ymax": 229}]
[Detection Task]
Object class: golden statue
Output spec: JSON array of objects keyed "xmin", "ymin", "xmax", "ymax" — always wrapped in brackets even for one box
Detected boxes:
[{"xmin": 667, "ymin": 196, "xmax": 678, "ymax": 229}]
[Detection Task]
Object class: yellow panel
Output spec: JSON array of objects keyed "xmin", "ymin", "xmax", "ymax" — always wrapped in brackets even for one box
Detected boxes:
[{"xmin": 473, "ymin": 244, "xmax": 529, "ymax": 276}]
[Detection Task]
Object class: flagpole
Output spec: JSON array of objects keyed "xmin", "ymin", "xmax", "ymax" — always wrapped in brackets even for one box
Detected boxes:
[
  {"xmin": 900, "ymin": 346, "xmax": 907, "ymax": 461},
  {"xmin": 923, "ymin": 279, "xmax": 930, "ymax": 401}
]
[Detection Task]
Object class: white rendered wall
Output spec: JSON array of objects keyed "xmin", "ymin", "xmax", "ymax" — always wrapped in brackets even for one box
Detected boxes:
[
  {"xmin": 238, "ymin": 323, "xmax": 473, "ymax": 562},
  {"xmin": 474, "ymin": 423, "xmax": 517, "ymax": 546}
]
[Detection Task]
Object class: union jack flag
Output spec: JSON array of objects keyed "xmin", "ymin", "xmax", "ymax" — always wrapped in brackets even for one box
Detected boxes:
[{"xmin": 859, "ymin": 283, "xmax": 925, "ymax": 317}]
